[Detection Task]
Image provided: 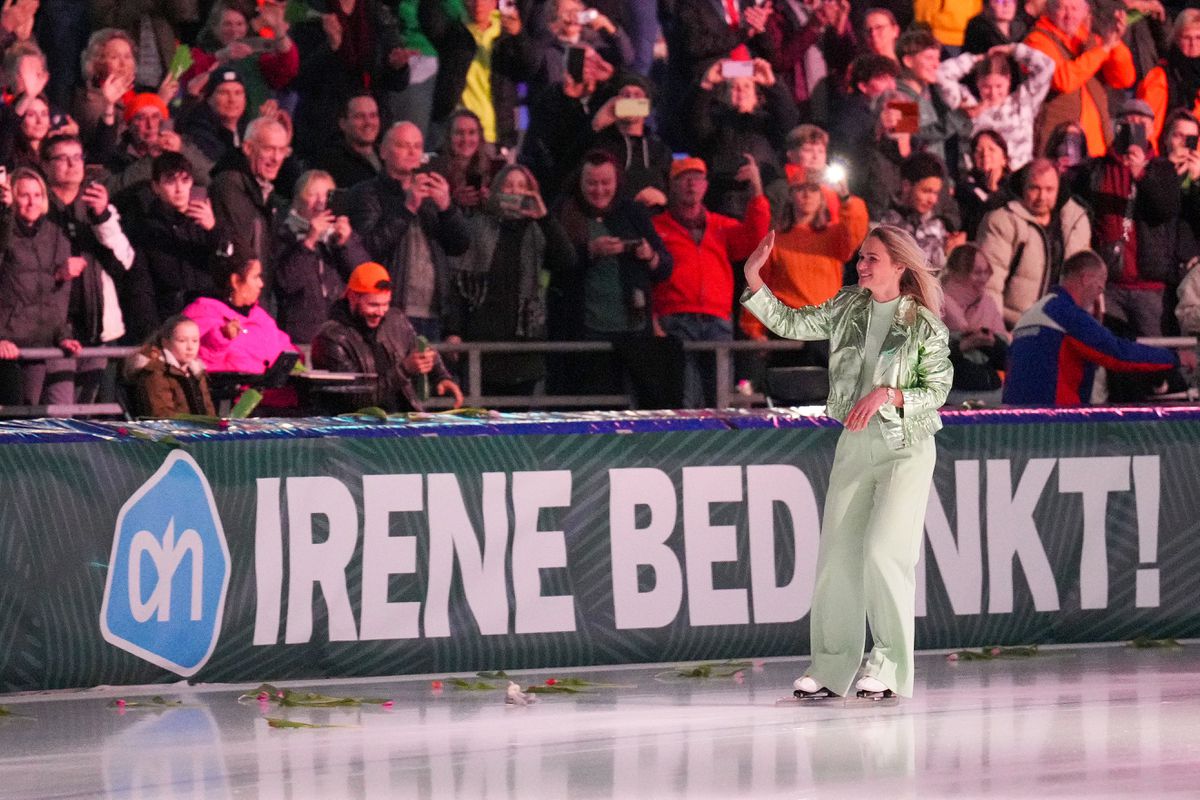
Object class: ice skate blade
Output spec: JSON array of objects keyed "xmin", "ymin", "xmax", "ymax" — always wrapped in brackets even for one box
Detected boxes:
[
  {"xmin": 792, "ymin": 687, "xmax": 838, "ymax": 700},
  {"xmin": 855, "ymin": 688, "xmax": 896, "ymax": 701}
]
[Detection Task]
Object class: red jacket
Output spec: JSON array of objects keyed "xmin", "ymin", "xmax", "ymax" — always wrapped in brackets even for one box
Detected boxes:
[{"xmin": 651, "ymin": 196, "xmax": 770, "ymax": 320}]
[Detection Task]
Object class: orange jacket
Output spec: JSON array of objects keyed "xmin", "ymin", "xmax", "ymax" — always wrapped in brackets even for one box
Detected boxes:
[
  {"xmin": 1137, "ymin": 65, "xmax": 1200, "ymax": 148},
  {"xmin": 1025, "ymin": 17, "xmax": 1136, "ymax": 157},
  {"xmin": 740, "ymin": 197, "xmax": 868, "ymax": 340},
  {"xmin": 652, "ymin": 196, "xmax": 771, "ymax": 321}
]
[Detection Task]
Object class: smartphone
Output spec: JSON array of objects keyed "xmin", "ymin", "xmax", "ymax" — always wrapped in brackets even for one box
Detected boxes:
[
  {"xmin": 326, "ymin": 188, "xmax": 349, "ymax": 216},
  {"xmin": 189, "ymin": 185, "xmax": 208, "ymax": 203},
  {"xmin": 565, "ymin": 46, "xmax": 587, "ymax": 83},
  {"xmin": 1113, "ymin": 122, "xmax": 1148, "ymax": 155},
  {"xmin": 498, "ymin": 0, "xmax": 516, "ymax": 12},
  {"xmin": 614, "ymin": 97, "xmax": 651, "ymax": 119},
  {"xmin": 50, "ymin": 113, "xmax": 68, "ymax": 130},
  {"xmin": 241, "ymin": 37, "xmax": 276, "ymax": 55},
  {"xmin": 885, "ymin": 100, "xmax": 920, "ymax": 134},
  {"xmin": 496, "ymin": 192, "xmax": 535, "ymax": 213},
  {"xmin": 720, "ymin": 59, "xmax": 755, "ymax": 80},
  {"xmin": 621, "ymin": 238, "xmax": 643, "ymax": 253},
  {"xmin": 83, "ymin": 164, "xmax": 106, "ymax": 188},
  {"xmin": 90, "ymin": 59, "xmax": 111, "ymax": 89},
  {"xmin": 577, "ymin": 8, "xmax": 599, "ymax": 24},
  {"xmin": 466, "ymin": 172, "xmax": 483, "ymax": 190},
  {"xmin": 1186, "ymin": 135, "xmax": 1199, "ymax": 151}
]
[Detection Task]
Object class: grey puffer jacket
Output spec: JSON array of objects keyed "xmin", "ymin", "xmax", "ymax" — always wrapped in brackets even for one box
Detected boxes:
[{"xmin": 0, "ymin": 212, "xmax": 74, "ymax": 347}]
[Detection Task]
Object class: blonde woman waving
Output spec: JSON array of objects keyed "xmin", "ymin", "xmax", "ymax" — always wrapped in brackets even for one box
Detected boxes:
[{"xmin": 741, "ymin": 224, "xmax": 952, "ymax": 700}]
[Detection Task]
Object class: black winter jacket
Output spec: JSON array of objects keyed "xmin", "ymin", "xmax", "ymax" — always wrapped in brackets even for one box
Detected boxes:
[
  {"xmin": 0, "ymin": 213, "xmax": 74, "ymax": 346},
  {"xmin": 347, "ymin": 173, "xmax": 472, "ymax": 334},
  {"xmin": 310, "ymin": 298, "xmax": 453, "ymax": 413},
  {"xmin": 125, "ymin": 196, "xmax": 222, "ymax": 323},
  {"xmin": 272, "ymin": 217, "xmax": 372, "ymax": 344}
]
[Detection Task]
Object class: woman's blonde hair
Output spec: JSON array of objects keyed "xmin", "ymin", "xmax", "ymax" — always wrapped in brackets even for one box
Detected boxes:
[
  {"xmin": 11, "ymin": 167, "xmax": 49, "ymax": 217},
  {"xmin": 865, "ymin": 224, "xmax": 943, "ymax": 314},
  {"xmin": 80, "ymin": 29, "xmax": 135, "ymax": 84}
]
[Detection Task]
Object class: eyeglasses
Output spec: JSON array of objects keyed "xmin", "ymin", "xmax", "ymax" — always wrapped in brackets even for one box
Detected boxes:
[{"xmin": 48, "ymin": 153, "xmax": 85, "ymax": 164}]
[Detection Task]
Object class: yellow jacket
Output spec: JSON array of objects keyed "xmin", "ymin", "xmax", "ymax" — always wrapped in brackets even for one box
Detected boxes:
[{"xmin": 914, "ymin": 0, "xmax": 983, "ymax": 48}]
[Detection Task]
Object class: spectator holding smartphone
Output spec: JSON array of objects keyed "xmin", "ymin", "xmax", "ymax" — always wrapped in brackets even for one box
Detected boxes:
[
  {"xmin": 348, "ymin": 121, "xmax": 470, "ymax": 342},
  {"xmin": 123, "ymin": 151, "xmax": 221, "ymax": 326},
  {"xmin": 420, "ymin": 0, "xmax": 535, "ymax": 149},
  {"xmin": 1086, "ymin": 99, "xmax": 1180, "ymax": 338},
  {"xmin": 180, "ymin": 0, "xmax": 298, "ymax": 115},
  {"xmin": 689, "ymin": 56, "xmax": 797, "ymax": 218},
  {"xmin": 451, "ymin": 163, "xmax": 576, "ymax": 396},
  {"xmin": 43, "ymin": 134, "xmax": 136, "ymax": 401},
  {"xmin": 273, "ymin": 169, "xmax": 370, "ymax": 344},
  {"xmin": 554, "ymin": 149, "xmax": 669, "ymax": 337},
  {"xmin": 589, "ymin": 73, "xmax": 673, "ymax": 209},
  {"xmin": 429, "ymin": 109, "xmax": 502, "ymax": 215}
]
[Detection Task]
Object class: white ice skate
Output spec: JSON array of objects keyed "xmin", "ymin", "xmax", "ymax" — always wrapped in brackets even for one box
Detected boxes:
[
  {"xmin": 854, "ymin": 675, "xmax": 895, "ymax": 700},
  {"xmin": 792, "ymin": 675, "xmax": 838, "ymax": 700}
]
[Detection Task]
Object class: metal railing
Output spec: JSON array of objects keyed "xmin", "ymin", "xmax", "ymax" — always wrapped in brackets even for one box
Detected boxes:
[{"xmin": 1, "ymin": 340, "xmax": 813, "ymax": 418}]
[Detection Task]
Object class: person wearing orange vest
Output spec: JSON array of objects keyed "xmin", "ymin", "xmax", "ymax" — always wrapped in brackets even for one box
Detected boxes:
[
  {"xmin": 1024, "ymin": 0, "xmax": 1136, "ymax": 157},
  {"xmin": 1137, "ymin": 9, "xmax": 1200, "ymax": 147}
]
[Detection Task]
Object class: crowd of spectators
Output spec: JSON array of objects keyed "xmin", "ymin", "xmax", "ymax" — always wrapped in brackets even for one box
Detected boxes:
[{"xmin": 1, "ymin": 0, "xmax": 1200, "ymax": 417}]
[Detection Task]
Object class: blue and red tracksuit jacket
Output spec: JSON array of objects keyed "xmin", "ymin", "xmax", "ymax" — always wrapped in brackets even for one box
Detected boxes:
[{"xmin": 1002, "ymin": 288, "xmax": 1178, "ymax": 406}]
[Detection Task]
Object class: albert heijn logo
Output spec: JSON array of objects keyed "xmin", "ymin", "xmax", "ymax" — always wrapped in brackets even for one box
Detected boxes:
[{"xmin": 101, "ymin": 451, "xmax": 231, "ymax": 677}]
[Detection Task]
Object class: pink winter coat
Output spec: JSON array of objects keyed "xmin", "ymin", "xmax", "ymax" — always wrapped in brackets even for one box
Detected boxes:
[{"xmin": 182, "ymin": 296, "xmax": 298, "ymax": 373}]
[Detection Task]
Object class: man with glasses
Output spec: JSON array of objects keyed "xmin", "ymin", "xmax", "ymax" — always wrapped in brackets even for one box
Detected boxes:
[{"xmin": 42, "ymin": 134, "xmax": 137, "ymax": 401}]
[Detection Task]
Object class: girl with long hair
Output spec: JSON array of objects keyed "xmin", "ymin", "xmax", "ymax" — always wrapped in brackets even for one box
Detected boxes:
[{"xmin": 742, "ymin": 224, "xmax": 952, "ymax": 700}]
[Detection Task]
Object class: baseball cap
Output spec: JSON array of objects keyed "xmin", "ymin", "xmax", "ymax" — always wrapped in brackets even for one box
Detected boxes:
[
  {"xmin": 1116, "ymin": 98, "xmax": 1154, "ymax": 119},
  {"xmin": 207, "ymin": 69, "xmax": 245, "ymax": 97},
  {"xmin": 346, "ymin": 262, "xmax": 393, "ymax": 295},
  {"xmin": 124, "ymin": 93, "xmax": 170, "ymax": 123},
  {"xmin": 669, "ymin": 157, "xmax": 708, "ymax": 180}
]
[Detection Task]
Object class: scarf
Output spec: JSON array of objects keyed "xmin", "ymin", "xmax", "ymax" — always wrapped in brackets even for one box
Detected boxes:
[
  {"xmin": 1166, "ymin": 47, "xmax": 1200, "ymax": 115},
  {"xmin": 452, "ymin": 214, "xmax": 549, "ymax": 339}
]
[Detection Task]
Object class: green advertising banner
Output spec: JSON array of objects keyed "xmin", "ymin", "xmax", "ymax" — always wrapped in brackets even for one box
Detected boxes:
[{"xmin": 1, "ymin": 411, "xmax": 1198, "ymax": 692}]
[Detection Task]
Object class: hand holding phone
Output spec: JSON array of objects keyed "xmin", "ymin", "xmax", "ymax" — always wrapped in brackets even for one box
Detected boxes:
[
  {"xmin": 884, "ymin": 100, "xmax": 920, "ymax": 134},
  {"xmin": 720, "ymin": 59, "xmax": 755, "ymax": 80},
  {"xmin": 565, "ymin": 46, "xmax": 587, "ymax": 83},
  {"xmin": 614, "ymin": 97, "xmax": 651, "ymax": 119}
]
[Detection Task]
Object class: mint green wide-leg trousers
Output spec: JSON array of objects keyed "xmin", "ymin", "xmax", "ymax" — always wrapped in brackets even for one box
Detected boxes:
[{"xmin": 805, "ymin": 423, "xmax": 936, "ymax": 698}]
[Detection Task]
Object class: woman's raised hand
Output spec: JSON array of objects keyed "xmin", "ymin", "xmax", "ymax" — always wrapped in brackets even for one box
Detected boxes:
[{"xmin": 744, "ymin": 229, "xmax": 775, "ymax": 293}]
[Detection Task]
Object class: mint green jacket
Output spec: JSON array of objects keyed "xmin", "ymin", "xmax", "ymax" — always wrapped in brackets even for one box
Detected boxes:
[{"xmin": 743, "ymin": 284, "xmax": 953, "ymax": 449}]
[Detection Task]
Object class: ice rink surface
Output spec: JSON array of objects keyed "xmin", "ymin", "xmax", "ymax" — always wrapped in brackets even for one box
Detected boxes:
[{"xmin": 1, "ymin": 643, "xmax": 1197, "ymax": 799}]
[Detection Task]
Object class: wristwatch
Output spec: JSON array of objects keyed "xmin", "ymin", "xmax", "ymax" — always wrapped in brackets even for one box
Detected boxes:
[{"xmin": 883, "ymin": 387, "xmax": 896, "ymax": 406}]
